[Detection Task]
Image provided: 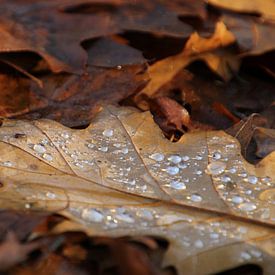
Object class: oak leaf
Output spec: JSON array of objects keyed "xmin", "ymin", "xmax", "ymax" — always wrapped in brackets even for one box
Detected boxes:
[{"xmin": 0, "ymin": 106, "xmax": 274, "ymax": 274}]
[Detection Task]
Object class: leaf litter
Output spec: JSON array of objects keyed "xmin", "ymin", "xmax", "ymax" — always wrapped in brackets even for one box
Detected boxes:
[{"xmin": 0, "ymin": 0, "xmax": 274, "ymax": 274}]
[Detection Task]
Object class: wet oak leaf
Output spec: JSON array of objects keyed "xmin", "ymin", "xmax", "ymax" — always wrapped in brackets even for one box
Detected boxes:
[
  {"xmin": 134, "ymin": 21, "xmax": 239, "ymax": 110},
  {"xmin": 0, "ymin": 106, "xmax": 274, "ymax": 273}
]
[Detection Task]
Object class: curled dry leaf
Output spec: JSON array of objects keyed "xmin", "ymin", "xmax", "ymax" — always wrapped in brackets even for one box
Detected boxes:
[
  {"xmin": 0, "ymin": 106, "xmax": 274, "ymax": 274},
  {"xmin": 135, "ymin": 21, "xmax": 239, "ymax": 110}
]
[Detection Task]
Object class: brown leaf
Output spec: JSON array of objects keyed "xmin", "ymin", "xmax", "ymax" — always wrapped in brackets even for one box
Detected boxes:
[
  {"xmin": 134, "ymin": 21, "xmax": 239, "ymax": 110},
  {"xmin": 0, "ymin": 232, "xmax": 41, "ymax": 271},
  {"xmin": 208, "ymin": 0, "xmax": 275, "ymax": 22},
  {"xmin": 254, "ymin": 128, "xmax": 275, "ymax": 159},
  {"xmin": 0, "ymin": 106, "xmax": 274, "ymax": 274}
]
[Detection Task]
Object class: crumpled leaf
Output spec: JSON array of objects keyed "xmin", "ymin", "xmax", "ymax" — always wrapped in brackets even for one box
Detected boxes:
[
  {"xmin": 135, "ymin": 21, "xmax": 239, "ymax": 110},
  {"xmin": 208, "ymin": 0, "xmax": 275, "ymax": 22},
  {"xmin": 0, "ymin": 106, "xmax": 274, "ymax": 274}
]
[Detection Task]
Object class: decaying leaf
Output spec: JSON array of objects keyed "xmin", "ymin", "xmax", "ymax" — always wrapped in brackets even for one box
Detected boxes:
[
  {"xmin": 135, "ymin": 21, "xmax": 239, "ymax": 110},
  {"xmin": 0, "ymin": 106, "xmax": 274, "ymax": 274}
]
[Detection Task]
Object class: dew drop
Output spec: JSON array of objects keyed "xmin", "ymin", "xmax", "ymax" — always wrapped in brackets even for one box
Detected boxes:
[
  {"xmin": 231, "ymin": 196, "xmax": 244, "ymax": 204},
  {"xmin": 136, "ymin": 209, "xmax": 154, "ymax": 221},
  {"xmin": 46, "ymin": 191, "xmax": 56, "ymax": 199},
  {"xmin": 246, "ymin": 176, "xmax": 258, "ymax": 184},
  {"xmin": 81, "ymin": 208, "xmax": 104, "ymax": 222},
  {"xmin": 220, "ymin": 175, "xmax": 231, "ymax": 183},
  {"xmin": 178, "ymin": 162, "xmax": 188, "ymax": 169},
  {"xmin": 210, "ymin": 233, "xmax": 219, "ymax": 239},
  {"xmin": 238, "ymin": 202, "xmax": 257, "ymax": 212},
  {"xmin": 182, "ymin": 156, "xmax": 190, "ymax": 161},
  {"xmin": 61, "ymin": 132, "xmax": 70, "ymax": 139},
  {"xmin": 190, "ymin": 194, "xmax": 202, "ymax": 202},
  {"xmin": 2, "ymin": 161, "xmax": 13, "ymax": 167},
  {"xmin": 33, "ymin": 144, "xmax": 46, "ymax": 154},
  {"xmin": 240, "ymin": 251, "xmax": 252, "ymax": 260},
  {"xmin": 165, "ymin": 166, "xmax": 179, "ymax": 175},
  {"xmin": 149, "ymin": 153, "xmax": 164, "ymax": 162},
  {"xmin": 238, "ymin": 172, "xmax": 247, "ymax": 178},
  {"xmin": 103, "ymin": 129, "xmax": 114, "ymax": 137},
  {"xmin": 121, "ymin": 148, "xmax": 129, "ymax": 154},
  {"xmin": 206, "ymin": 161, "xmax": 226, "ymax": 175},
  {"xmin": 43, "ymin": 153, "xmax": 53, "ymax": 161},
  {"xmin": 25, "ymin": 203, "xmax": 31, "ymax": 209},
  {"xmin": 195, "ymin": 155, "xmax": 203, "ymax": 160},
  {"xmin": 168, "ymin": 155, "xmax": 181, "ymax": 164},
  {"xmin": 212, "ymin": 151, "xmax": 222, "ymax": 160},
  {"xmin": 195, "ymin": 170, "xmax": 203, "ymax": 175},
  {"xmin": 260, "ymin": 177, "xmax": 271, "ymax": 184},
  {"xmin": 115, "ymin": 212, "xmax": 134, "ymax": 223},
  {"xmin": 250, "ymin": 250, "xmax": 262, "ymax": 258},
  {"xmin": 170, "ymin": 180, "xmax": 186, "ymax": 190},
  {"xmin": 98, "ymin": 146, "xmax": 108, "ymax": 152},
  {"xmin": 228, "ymin": 167, "xmax": 237, "ymax": 174},
  {"xmin": 194, "ymin": 240, "xmax": 204, "ymax": 248}
]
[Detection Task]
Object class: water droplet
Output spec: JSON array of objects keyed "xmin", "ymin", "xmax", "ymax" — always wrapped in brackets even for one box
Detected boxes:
[
  {"xmin": 246, "ymin": 176, "xmax": 258, "ymax": 184},
  {"xmin": 226, "ymin": 144, "xmax": 236, "ymax": 149},
  {"xmin": 170, "ymin": 180, "xmax": 186, "ymax": 190},
  {"xmin": 149, "ymin": 153, "xmax": 164, "ymax": 162},
  {"xmin": 260, "ymin": 177, "xmax": 271, "ymax": 184},
  {"xmin": 210, "ymin": 233, "xmax": 219, "ymax": 239},
  {"xmin": 33, "ymin": 144, "xmax": 46, "ymax": 154},
  {"xmin": 178, "ymin": 162, "xmax": 188, "ymax": 169},
  {"xmin": 194, "ymin": 240, "xmax": 204, "ymax": 248},
  {"xmin": 115, "ymin": 212, "xmax": 134, "ymax": 223},
  {"xmin": 250, "ymin": 250, "xmax": 262, "ymax": 258},
  {"xmin": 113, "ymin": 143, "xmax": 121, "ymax": 148},
  {"xmin": 165, "ymin": 166, "xmax": 179, "ymax": 175},
  {"xmin": 182, "ymin": 156, "xmax": 190, "ymax": 161},
  {"xmin": 190, "ymin": 194, "xmax": 202, "ymax": 202},
  {"xmin": 238, "ymin": 172, "xmax": 247, "ymax": 178},
  {"xmin": 136, "ymin": 209, "xmax": 154, "ymax": 220},
  {"xmin": 87, "ymin": 143, "xmax": 95, "ymax": 149},
  {"xmin": 46, "ymin": 191, "xmax": 56, "ymax": 199},
  {"xmin": 43, "ymin": 153, "xmax": 53, "ymax": 161},
  {"xmin": 220, "ymin": 175, "xmax": 231, "ymax": 183},
  {"xmin": 228, "ymin": 167, "xmax": 237, "ymax": 174},
  {"xmin": 61, "ymin": 132, "xmax": 70, "ymax": 139},
  {"xmin": 195, "ymin": 170, "xmax": 203, "ymax": 175},
  {"xmin": 238, "ymin": 202, "xmax": 257, "ymax": 212},
  {"xmin": 168, "ymin": 155, "xmax": 181, "ymax": 164},
  {"xmin": 240, "ymin": 251, "xmax": 252, "ymax": 260},
  {"xmin": 195, "ymin": 155, "xmax": 203, "ymax": 160},
  {"xmin": 98, "ymin": 146, "xmax": 108, "ymax": 152},
  {"xmin": 231, "ymin": 196, "xmax": 244, "ymax": 204},
  {"xmin": 121, "ymin": 148, "xmax": 129, "ymax": 154},
  {"xmin": 25, "ymin": 203, "xmax": 31, "ymax": 209},
  {"xmin": 206, "ymin": 161, "xmax": 226, "ymax": 175},
  {"xmin": 2, "ymin": 161, "xmax": 13, "ymax": 167},
  {"xmin": 81, "ymin": 208, "xmax": 104, "ymax": 222},
  {"xmin": 212, "ymin": 151, "xmax": 222, "ymax": 160},
  {"xmin": 103, "ymin": 129, "xmax": 114, "ymax": 137}
]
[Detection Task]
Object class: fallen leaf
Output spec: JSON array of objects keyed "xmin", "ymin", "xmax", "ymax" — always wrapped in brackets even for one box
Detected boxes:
[
  {"xmin": 135, "ymin": 21, "xmax": 239, "ymax": 110},
  {"xmin": 208, "ymin": 0, "xmax": 275, "ymax": 22},
  {"xmin": 0, "ymin": 106, "xmax": 274, "ymax": 274},
  {"xmin": 0, "ymin": 232, "xmax": 41, "ymax": 271},
  {"xmin": 0, "ymin": 0, "xmax": 121, "ymax": 73},
  {"xmin": 254, "ymin": 128, "xmax": 275, "ymax": 159},
  {"xmin": 222, "ymin": 14, "xmax": 275, "ymax": 56},
  {"xmin": 0, "ymin": 65, "xmax": 148, "ymax": 127}
]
